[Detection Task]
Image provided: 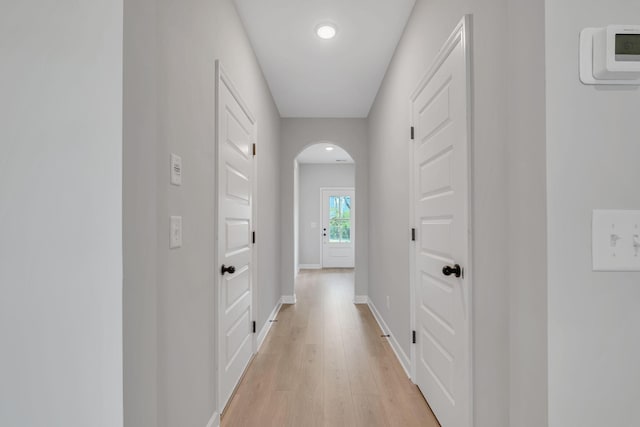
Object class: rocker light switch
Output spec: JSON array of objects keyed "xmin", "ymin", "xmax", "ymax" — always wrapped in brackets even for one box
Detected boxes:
[
  {"xmin": 170, "ymin": 153, "xmax": 182, "ymax": 186},
  {"xmin": 592, "ymin": 210, "xmax": 640, "ymax": 271},
  {"xmin": 170, "ymin": 216, "xmax": 183, "ymax": 249}
]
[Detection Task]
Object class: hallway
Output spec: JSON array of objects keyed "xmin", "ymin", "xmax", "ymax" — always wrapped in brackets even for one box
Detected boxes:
[{"xmin": 221, "ymin": 269, "xmax": 438, "ymax": 426}]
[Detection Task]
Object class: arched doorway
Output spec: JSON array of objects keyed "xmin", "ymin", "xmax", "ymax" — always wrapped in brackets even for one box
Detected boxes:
[{"xmin": 294, "ymin": 142, "xmax": 356, "ymax": 298}]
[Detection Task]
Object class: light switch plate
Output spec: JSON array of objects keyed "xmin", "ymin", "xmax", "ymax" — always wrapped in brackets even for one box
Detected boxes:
[
  {"xmin": 592, "ymin": 210, "xmax": 640, "ymax": 271},
  {"xmin": 170, "ymin": 153, "xmax": 182, "ymax": 186},
  {"xmin": 170, "ymin": 216, "xmax": 183, "ymax": 249}
]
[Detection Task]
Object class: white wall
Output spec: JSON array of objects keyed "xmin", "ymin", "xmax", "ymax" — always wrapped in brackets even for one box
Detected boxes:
[
  {"xmin": 546, "ymin": 1, "xmax": 640, "ymax": 426},
  {"xmin": 123, "ymin": 0, "xmax": 158, "ymax": 424},
  {"xmin": 281, "ymin": 119, "xmax": 369, "ymax": 299},
  {"xmin": 298, "ymin": 164, "xmax": 355, "ymax": 266},
  {"xmin": 123, "ymin": 0, "xmax": 282, "ymax": 425},
  {"xmin": 367, "ymin": 1, "xmax": 513, "ymax": 425},
  {"xmin": 294, "ymin": 160, "xmax": 300, "ymax": 273},
  {"xmin": 507, "ymin": 0, "xmax": 548, "ymax": 426},
  {"xmin": 0, "ymin": 1, "xmax": 123, "ymax": 426}
]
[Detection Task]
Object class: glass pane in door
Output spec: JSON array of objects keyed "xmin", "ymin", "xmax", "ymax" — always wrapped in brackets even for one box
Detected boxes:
[{"xmin": 328, "ymin": 196, "xmax": 351, "ymax": 243}]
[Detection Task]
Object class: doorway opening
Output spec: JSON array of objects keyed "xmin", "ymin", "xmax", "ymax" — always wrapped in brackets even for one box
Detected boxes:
[{"xmin": 293, "ymin": 142, "xmax": 356, "ymax": 297}]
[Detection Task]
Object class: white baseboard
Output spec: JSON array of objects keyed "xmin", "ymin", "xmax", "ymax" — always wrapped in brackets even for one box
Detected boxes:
[
  {"xmin": 299, "ymin": 264, "xmax": 321, "ymax": 270},
  {"xmin": 353, "ymin": 295, "xmax": 369, "ymax": 304},
  {"xmin": 281, "ymin": 294, "xmax": 297, "ymax": 304},
  {"xmin": 257, "ymin": 300, "xmax": 282, "ymax": 351},
  {"xmin": 206, "ymin": 411, "xmax": 220, "ymax": 427},
  {"xmin": 367, "ymin": 301, "xmax": 412, "ymax": 378}
]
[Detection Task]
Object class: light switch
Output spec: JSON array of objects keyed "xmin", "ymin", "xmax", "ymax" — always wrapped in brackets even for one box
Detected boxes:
[
  {"xmin": 170, "ymin": 216, "xmax": 183, "ymax": 249},
  {"xmin": 170, "ymin": 153, "xmax": 182, "ymax": 186},
  {"xmin": 592, "ymin": 210, "xmax": 640, "ymax": 271}
]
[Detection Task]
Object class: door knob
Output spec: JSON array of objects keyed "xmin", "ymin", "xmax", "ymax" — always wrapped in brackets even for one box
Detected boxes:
[
  {"xmin": 442, "ymin": 264, "xmax": 462, "ymax": 278},
  {"xmin": 221, "ymin": 264, "xmax": 236, "ymax": 275}
]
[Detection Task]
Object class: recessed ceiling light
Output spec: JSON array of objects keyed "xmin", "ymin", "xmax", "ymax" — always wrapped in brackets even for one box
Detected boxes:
[
  {"xmin": 316, "ymin": 24, "xmax": 337, "ymax": 40},
  {"xmin": 325, "ymin": 146, "xmax": 335, "ymax": 151}
]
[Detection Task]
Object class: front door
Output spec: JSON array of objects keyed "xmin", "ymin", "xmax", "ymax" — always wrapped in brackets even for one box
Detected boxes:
[
  {"xmin": 410, "ymin": 17, "xmax": 472, "ymax": 427},
  {"xmin": 321, "ymin": 188, "xmax": 355, "ymax": 268},
  {"xmin": 216, "ymin": 63, "xmax": 255, "ymax": 412}
]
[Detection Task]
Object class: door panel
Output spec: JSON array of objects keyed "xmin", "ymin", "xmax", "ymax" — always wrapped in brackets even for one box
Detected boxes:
[
  {"xmin": 217, "ymin": 65, "xmax": 255, "ymax": 412},
  {"xmin": 226, "ymin": 220, "xmax": 250, "ymax": 252},
  {"xmin": 225, "ymin": 165, "xmax": 251, "ymax": 202},
  {"xmin": 419, "ymin": 147, "xmax": 454, "ymax": 197},
  {"xmin": 225, "ymin": 266, "xmax": 250, "ymax": 309},
  {"xmin": 411, "ymin": 19, "xmax": 471, "ymax": 427}
]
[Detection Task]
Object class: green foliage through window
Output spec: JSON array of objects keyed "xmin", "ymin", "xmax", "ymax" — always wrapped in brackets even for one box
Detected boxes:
[{"xmin": 329, "ymin": 196, "xmax": 351, "ymax": 243}]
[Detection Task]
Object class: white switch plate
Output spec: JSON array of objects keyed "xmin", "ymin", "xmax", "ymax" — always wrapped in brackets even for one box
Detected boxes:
[
  {"xmin": 170, "ymin": 153, "xmax": 182, "ymax": 186},
  {"xmin": 592, "ymin": 210, "xmax": 640, "ymax": 271},
  {"xmin": 170, "ymin": 216, "xmax": 183, "ymax": 249}
]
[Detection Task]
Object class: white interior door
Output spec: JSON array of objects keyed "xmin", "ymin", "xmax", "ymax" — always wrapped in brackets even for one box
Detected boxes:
[
  {"xmin": 410, "ymin": 17, "xmax": 472, "ymax": 427},
  {"xmin": 216, "ymin": 63, "xmax": 255, "ymax": 412},
  {"xmin": 321, "ymin": 188, "xmax": 355, "ymax": 268}
]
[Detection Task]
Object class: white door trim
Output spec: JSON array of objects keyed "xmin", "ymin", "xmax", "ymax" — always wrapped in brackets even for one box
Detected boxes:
[
  {"xmin": 408, "ymin": 15, "xmax": 474, "ymax": 426},
  {"xmin": 319, "ymin": 187, "xmax": 355, "ymax": 268},
  {"xmin": 214, "ymin": 60, "xmax": 258, "ymax": 414}
]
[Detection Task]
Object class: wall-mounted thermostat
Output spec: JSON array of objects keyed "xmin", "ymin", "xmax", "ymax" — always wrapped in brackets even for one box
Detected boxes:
[{"xmin": 580, "ymin": 25, "xmax": 640, "ymax": 85}]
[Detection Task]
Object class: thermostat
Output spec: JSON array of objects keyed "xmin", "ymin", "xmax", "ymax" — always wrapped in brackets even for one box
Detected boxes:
[{"xmin": 580, "ymin": 25, "xmax": 640, "ymax": 85}]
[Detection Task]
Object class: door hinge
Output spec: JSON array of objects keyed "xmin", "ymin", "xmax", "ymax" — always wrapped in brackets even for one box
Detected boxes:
[
  {"xmin": 252, "ymin": 143, "xmax": 256, "ymax": 156},
  {"xmin": 252, "ymin": 321, "xmax": 256, "ymax": 334},
  {"xmin": 410, "ymin": 126, "xmax": 415, "ymax": 140},
  {"xmin": 411, "ymin": 228, "xmax": 416, "ymax": 242},
  {"xmin": 252, "ymin": 231, "xmax": 256, "ymax": 244},
  {"xmin": 412, "ymin": 330, "xmax": 417, "ymax": 344}
]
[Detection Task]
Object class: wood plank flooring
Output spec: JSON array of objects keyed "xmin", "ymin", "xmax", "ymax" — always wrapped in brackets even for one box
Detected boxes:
[{"xmin": 221, "ymin": 269, "xmax": 440, "ymax": 427}]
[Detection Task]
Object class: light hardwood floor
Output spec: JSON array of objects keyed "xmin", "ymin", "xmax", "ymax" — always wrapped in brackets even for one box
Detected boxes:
[{"xmin": 221, "ymin": 269, "xmax": 440, "ymax": 427}]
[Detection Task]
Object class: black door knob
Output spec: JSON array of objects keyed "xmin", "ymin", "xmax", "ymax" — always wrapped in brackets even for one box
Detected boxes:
[
  {"xmin": 442, "ymin": 264, "xmax": 462, "ymax": 278},
  {"xmin": 221, "ymin": 264, "xmax": 236, "ymax": 275}
]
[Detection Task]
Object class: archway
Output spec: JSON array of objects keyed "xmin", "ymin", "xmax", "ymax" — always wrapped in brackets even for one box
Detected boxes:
[
  {"xmin": 279, "ymin": 119, "xmax": 369, "ymax": 306},
  {"xmin": 293, "ymin": 141, "xmax": 357, "ymax": 300}
]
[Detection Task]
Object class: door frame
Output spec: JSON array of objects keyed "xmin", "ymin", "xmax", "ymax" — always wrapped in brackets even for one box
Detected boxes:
[
  {"xmin": 319, "ymin": 187, "xmax": 356, "ymax": 268},
  {"xmin": 407, "ymin": 15, "xmax": 474, "ymax": 424},
  {"xmin": 214, "ymin": 60, "xmax": 259, "ymax": 413}
]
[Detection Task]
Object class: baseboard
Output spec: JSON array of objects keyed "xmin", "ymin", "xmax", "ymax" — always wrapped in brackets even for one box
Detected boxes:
[
  {"xmin": 298, "ymin": 264, "xmax": 321, "ymax": 270},
  {"xmin": 353, "ymin": 295, "xmax": 369, "ymax": 304},
  {"xmin": 281, "ymin": 294, "xmax": 297, "ymax": 304},
  {"xmin": 367, "ymin": 301, "xmax": 412, "ymax": 378},
  {"xmin": 206, "ymin": 411, "xmax": 220, "ymax": 427},
  {"xmin": 257, "ymin": 300, "xmax": 282, "ymax": 351}
]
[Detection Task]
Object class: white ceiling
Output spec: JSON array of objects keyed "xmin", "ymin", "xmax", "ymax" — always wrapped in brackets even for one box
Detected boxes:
[
  {"xmin": 234, "ymin": 0, "xmax": 416, "ymax": 118},
  {"xmin": 296, "ymin": 143, "xmax": 354, "ymax": 164}
]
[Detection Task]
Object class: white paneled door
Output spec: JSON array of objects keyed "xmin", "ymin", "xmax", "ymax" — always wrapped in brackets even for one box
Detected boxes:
[
  {"xmin": 321, "ymin": 188, "xmax": 355, "ymax": 268},
  {"xmin": 410, "ymin": 17, "xmax": 472, "ymax": 427},
  {"xmin": 216, "ymin": 62, "xmax": 256, "ymax": 413}
]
